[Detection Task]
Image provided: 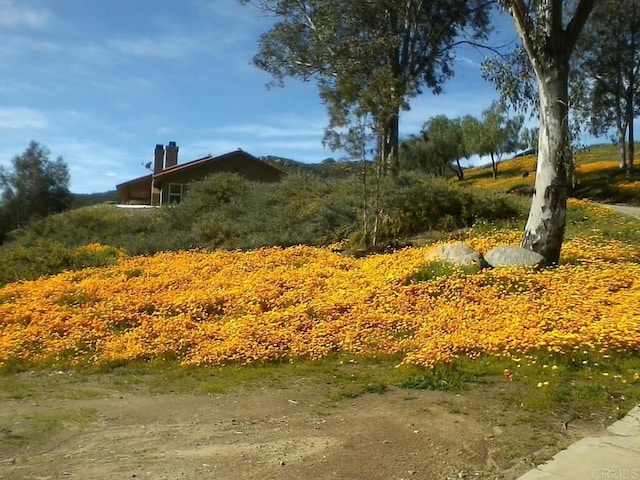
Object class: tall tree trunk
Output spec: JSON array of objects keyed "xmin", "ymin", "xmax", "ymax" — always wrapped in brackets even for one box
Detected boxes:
[
  {"xmin": 490, "ymin": 152, "xmax": 498, "ymax": 179},
  {"xmin": 616, "ymin": 69, "xmax": 627, "ymax": 170},
  {"xmin": 617, "ymin": 125, "xmax": 627, "ymax": 170},
  {"xmin": 628, "ymin": 117, "xmax": 635, "ymax": 173},
  {"xmin": 455, "ymin": 158, "xmax": 464, "ymax": 180},
  {"xmin": 380, "ymin": 111, "xmax": 400, "ymax": 177},
  {"xmin": 628, "ymin": 9, "xmax": 637, "ymax": 173},
  {"xmin": 522, "ymin": 64, "xmax": 569, "ymax": 266},
  {"xmin": 627, "ymin": 76, "xmax": 635, "ymax": 173}
]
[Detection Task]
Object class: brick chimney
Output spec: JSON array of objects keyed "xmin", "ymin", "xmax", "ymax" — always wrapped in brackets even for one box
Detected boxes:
[
  {"xmin": 165, "ymin": 141, "xmax": 179, "ymax": 169},
  {"xmin": 153, "ymin": 144, "xmax": 165, "ymax": 174}
]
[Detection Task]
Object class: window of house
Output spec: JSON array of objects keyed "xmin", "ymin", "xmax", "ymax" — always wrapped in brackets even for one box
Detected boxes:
[{"xmin": 168, "ymin": 183, "xmax": 186, "ymax": 204}]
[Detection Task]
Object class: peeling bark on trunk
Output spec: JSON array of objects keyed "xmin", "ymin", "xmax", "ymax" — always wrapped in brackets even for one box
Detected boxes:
[
  {"xmin": 521, "ymin": 65, "xmax": 569, "ymax": 266},
  {"xmin": 380, "ymin": 112, "xmax": 400, "ymax": 177},
  {"xmin": 617, "ymin": 126, "xmax": 627, "ymax": 170},
  {"xmin": 509, "ymin": 0, "xmax": 595, "ymax": 267}
]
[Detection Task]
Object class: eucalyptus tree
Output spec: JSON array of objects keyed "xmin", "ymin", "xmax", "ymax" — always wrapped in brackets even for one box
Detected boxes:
[
  {"xmin": 520, "ymin": 126, "xmax": 539, "ymax": 154},
  {"xmin": 486, "ymin": 102, "xmax": 524, "ymax": 178},
  {"xmin": 483, "ymin": 1, "xmax": 595, "ymax": 265},
  {"xmin": 464, "ymin": 101, "xmax": 524, "ymax": 178},
  {"xmin": 399, "ymin": 134, "xmax": 448, "ymax": 176},
  {"xmin": 421, "ymin": 115, "xmax": 468, "ymax": 180},
  {"xmin": 243, "ymin": 0, "xmax": 493, "ymax": 175},
  {"xmin": 574, "ymin": 0, "xmax": 640, "ymax": 172}
]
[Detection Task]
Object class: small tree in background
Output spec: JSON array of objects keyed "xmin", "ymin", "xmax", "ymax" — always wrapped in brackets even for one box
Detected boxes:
[
  {"xmin": 0, "ymin": 141, "xmax": 73, "ymax": 241},
  {"xmin": 465, "ymin": 101, "xmax": 524, "ymax": 179},
  {"xmin": 574, "ymin": 0, "xmax": 640, "ymax": 173},
  {"xmin": 399, "ymin": 133, "xmax": 448, "ymax": 176},
  {"xmin": 421, "ymin": 115, "xmax": 468, "ymax": 180},
  {"xmin": 520, "ymin": 126, "xmax": 539, "ymax": 154}
]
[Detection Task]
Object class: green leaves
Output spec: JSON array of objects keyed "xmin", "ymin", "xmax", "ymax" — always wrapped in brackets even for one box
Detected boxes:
[
  {"xmin": 0, "ymin": 141, "xmax": 72, "ymax": 241},
  {"xmin": 244, "ymin": 0, "xmax": 493, "ymax": 170}
]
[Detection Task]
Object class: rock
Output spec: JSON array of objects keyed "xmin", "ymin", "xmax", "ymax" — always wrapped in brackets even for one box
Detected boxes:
[
  {"xmin": 425, "ymin": 242, "xmax": 484, "ymax": 267},
  {"xmin": 484, "ymin": 246, "xmax": 545, "ymax": 268}
]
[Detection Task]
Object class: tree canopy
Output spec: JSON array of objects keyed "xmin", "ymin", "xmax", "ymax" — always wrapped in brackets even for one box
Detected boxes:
[
  {"xmin": 574, "ymin": 0, "xmax": 640, "ymax": 171},
  {"xmin": 244, "ymin": 0, "xmax": 492, "ymax": 175},
  {"xmin": 0, "ymin": 141, "xmax": 73, "ymax": 241},
  {"xmin": 474, "ymin": 101, "xmax": 524, "ymax": 178}
]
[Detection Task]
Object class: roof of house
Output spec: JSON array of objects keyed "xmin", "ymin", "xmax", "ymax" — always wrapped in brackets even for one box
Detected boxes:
[
  {"xmin": 115, "ymin": 173, "xmax": 152, "ymax": 189},
  {"xmin": 153, "ymin": 149, "xmax": 271, "ymax": 180},
  {"xmin": 116, "ymin": 149, "xmax": 282, "ymax": 191}
]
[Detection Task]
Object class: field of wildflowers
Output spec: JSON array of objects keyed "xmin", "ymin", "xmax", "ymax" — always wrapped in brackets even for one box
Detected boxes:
[
  {"xmin": 464, "ymin": 145, "xmax": 640, "ymax": 204},
  {"xmin": 1, "ymin": 199, "xmax": 639, "ymax": 370}
]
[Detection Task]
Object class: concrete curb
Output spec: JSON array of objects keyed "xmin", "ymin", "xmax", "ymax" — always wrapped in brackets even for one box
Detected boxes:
[{"xmin": 517, "ymin": 406, "xmax": 640, "ymax": 480}]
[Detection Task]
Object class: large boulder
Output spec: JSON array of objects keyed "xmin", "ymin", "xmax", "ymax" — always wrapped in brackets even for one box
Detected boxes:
[
  {"xmin": 484, "ymin": 246, "xmax": 545, "ymax": 268},
  {"xmin": 425, "ymin": 242, "xmax": 484, "ymax": 267}
]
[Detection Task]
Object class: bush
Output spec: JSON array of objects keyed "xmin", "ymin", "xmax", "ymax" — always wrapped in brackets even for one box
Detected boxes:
[
  {"xmin": 375, "ymin": 173, "xmax": 523, "ymax": 242},
  {"xmin": 169, "ymin": 172, "xmax": 360, "ymax": 250},
  {"xmin": 3, "ymin": 204, "xmax": 194, "ymax": 256},
  {"xmin": 0, "ymin": 240, "xmax": 121, "ymax": 286}
]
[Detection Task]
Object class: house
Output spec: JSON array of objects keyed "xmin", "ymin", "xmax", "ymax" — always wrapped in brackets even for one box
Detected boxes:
[{"xmin": 116, "ymin": 142, "xmax": 284, "ymax": 206}]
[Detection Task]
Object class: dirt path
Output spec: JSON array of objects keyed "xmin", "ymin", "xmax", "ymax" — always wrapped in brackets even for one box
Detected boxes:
[
  {"xmin": 609, "ymin": 204, "xmax": 640, "ymax": 220},
  {"xmin": 0, "ymin": 376, "xmax": 610, "ymax": 480}
]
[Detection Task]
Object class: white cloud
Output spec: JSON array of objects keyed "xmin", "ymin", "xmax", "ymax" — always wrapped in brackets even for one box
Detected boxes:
[
  {"xmin": 455, "ymin": 54, "xmax": 482, "ymax": 68},
  {"xmin": 107, "ymin": 35, "xmax": 205, "ymax": 60},
  {"xmin": 47, "ymin": 139, "xmax": 141, "ymax": 192},
  {"xmin": 0, "ymin": 35, "xmax": 61, "ymax": 57},
  {"xmin": 156, "ymin": 126, "xmax": 174, "ymax": 136},
  {"xmin": 192, "ymin": 0, "xmax": 268, "ymax": 28},
  {"xmin": 0, "ymin": 106, "xmax": 49, "ymax": 130},
  {"xmin": 182, "ymin": 140, "xmax": 245, "ymax": 159},
  {"xmin": 256, "ymin": 139, "xmax": 325, "ymax": 152},
  {"xmin": 0, "ymin": 0, "xmax": 53, "ymax": 29},
  {"xmin": 211, "ymin": 123, "xmax": 324, "ymax": 139}
]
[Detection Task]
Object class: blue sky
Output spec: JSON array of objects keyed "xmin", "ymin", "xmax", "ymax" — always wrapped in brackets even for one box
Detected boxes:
[{"xmin": 0, "ymin": 1, "xmax": 605, "ymax": 193}]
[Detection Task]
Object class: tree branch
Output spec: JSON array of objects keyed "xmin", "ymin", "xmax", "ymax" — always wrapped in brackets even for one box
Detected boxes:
[
  {"xmin": 441, "ymin": 39, "xmax": 509, "ymax": 58},
  {"xmin": 566, "ymin": 0, "xmax": 596, "ymax": 53},
  {"xmin": 508, "ymin": 0, "xmax": 538, "ymax": 70}
]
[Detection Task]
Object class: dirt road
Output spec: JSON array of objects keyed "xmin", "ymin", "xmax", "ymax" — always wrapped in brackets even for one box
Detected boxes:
[{"xmin": 0, "ymin": 374, "xmax": 610, "ymax": 480}]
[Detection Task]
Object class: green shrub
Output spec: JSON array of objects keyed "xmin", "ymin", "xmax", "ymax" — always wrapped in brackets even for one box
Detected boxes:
[
  {"xmin": 374, "ymin": 173, "xmax": 523, "ymax": 242},
  {"xmin": 172, "ymin": 172, "xmax": 360, "ymax": 250},
  {"xmin": 0, "ymin": 241, "xmax": 121, "ymax": 286},
  {"xmin": 70, "ymin": 244, "xmax": 121, "ymax": 269},
  {"xmin": 409, "ymin": 260, "xmax": 483, "ymax": 283}
]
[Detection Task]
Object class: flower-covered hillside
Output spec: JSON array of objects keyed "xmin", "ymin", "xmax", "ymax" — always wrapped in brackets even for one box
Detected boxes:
[
  {"xmin": 1, "ymin": 219, "xmax": 639, "ymax": 369},
  {"xmin": 463, "ymin": 144, "xmax": 640, "ymax": 204}
]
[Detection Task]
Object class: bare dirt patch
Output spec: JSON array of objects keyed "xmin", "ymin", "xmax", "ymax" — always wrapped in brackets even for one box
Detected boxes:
[{"xmin": 0, "ymin": 372, "xmax": 613, "ymax": 480}]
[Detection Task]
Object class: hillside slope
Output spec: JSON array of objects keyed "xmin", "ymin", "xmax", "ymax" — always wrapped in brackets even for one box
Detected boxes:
[{"xmin": 463, "ymin": 144, "xmax": 640, "ymax": 205}]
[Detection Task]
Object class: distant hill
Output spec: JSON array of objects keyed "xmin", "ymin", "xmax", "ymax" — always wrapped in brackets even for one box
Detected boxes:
[
  {"xmin": 261, "ymin": 155, "xmax": 363, "ymax": 179},
  {"xmin": 71, "ymin": 191, "xmax": 117, "ymax": 209}
]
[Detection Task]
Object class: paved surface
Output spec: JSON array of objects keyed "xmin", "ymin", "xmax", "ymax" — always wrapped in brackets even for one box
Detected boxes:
[
  {"xmin": 610, "ymin": 204, "xmax": 640, "ymax": 220},
  {"xmin": 517, "ymin": 406, "xmax": 640, "ymax": 480}
]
